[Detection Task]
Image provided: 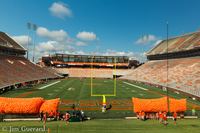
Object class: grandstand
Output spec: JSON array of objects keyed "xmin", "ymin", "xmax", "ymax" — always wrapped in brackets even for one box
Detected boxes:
[
  {"xmin": 0, "ymin": 32, "xmax": 59, "ymax": 93},
  {"xmin": 41, "ymin": 53, "xmax": 138, "ymax": 78},
  {"xmin": 122, "ymin": 31, "xmax": 200, "ymax": 98}
]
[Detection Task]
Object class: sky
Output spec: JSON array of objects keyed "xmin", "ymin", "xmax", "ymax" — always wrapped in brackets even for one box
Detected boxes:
[{"xmin": 0, "ymin": 0, "xmax": 200, "ymax": 62}]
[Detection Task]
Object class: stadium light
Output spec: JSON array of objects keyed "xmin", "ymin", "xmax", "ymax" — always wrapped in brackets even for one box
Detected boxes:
[
  {"xmin": 26, "ymin": 22, "xmax": 38, "ymax": 62},
  {"xmin": 26, "ymin": 22, "xmax": 31, "ymax": 60},
  {"xmin": 32, "ymin": 24, "xmax": 38, "ymax": 62}
]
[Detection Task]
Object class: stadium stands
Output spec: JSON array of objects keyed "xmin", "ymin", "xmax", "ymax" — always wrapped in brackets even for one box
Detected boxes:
[
  {"xmin": 122, "ymin": 57, "xmax": 200, "ymax": 96},
  {"xmin": 147, "ymin": 31, "xmax": 200, "ymax": 56},
  {"xmin": 122, "ymin": 31, "xmax": 200, "ymax": 97},
  {"xmin": 55, "ymin": 68, "xmax": 133, "ymax": 78},
  {"xmin": 0, "ymin": 55, "xmax": 58, "ymax": 89},
  {"xmin": 0, "ymin": 32, "xmax": 59, "ymax": 91}
]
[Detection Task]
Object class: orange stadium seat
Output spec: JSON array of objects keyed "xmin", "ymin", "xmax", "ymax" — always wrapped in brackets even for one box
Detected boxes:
[{"xmin": 122, "ymin": 57, "xmax": 200, "ymax": 96}]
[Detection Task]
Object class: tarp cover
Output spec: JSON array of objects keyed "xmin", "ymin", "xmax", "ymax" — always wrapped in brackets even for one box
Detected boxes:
[
  {"xmin": 0, "ymin": 97, "xmax": 61, "ymax": 114},
  {"xmin": 132, "ymin": 97, "xmax": 186, "ymax": 113},
  {"xmin": 39, "ymin": 98, "xmax": 60, "ymax": 114},
  {"xmin": 0, "ymin": 97, "xmax": 44, "ymax": 114}
]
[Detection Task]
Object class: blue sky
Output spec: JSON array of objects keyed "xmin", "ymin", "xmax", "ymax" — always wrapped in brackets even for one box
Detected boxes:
[{"xmin": 0, "ymin": 0, "xmax": 200, "ymax": 62}]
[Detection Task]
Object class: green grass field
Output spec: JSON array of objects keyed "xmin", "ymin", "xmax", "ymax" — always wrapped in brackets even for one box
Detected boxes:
[
  {"xmin": 1, "ymin": 119, "xmax": 200, "ymax": 133},
  {"xmin": 1, "ymin": 78, "xmax": 200, "ymax": 118},
  {"xmin": 1, "ymin": 78, "xmax": 200, "ymax": 133},
  {"xmin": 1, "ymin": 78, "xmax": 163, "ymax": 99}
]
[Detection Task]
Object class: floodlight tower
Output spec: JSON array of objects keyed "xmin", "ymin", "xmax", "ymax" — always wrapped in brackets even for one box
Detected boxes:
[
  {"xmin": 26, "ymin": 22, "xmax": 31, "ymax": 60},
  {"xmin": 32, "ymin": 24, "xmax": 38, "ymax": 62},
  {"xmin": 26, "ymin": 22, "xmax": 37, "ymax": 62}
]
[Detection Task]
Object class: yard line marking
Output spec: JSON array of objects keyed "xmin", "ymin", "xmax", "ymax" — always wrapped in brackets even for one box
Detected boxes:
[
  {"xmin": 123, "ymin": 81, "xmax": 148, "ymax": 91},
  {"xmin": 38, "ymin": 81, "xmax": 61, "ymax": 89}
]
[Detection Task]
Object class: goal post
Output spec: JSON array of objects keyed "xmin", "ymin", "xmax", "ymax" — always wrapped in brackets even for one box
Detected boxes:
[
  {"xmin": 90, "ymin": 57, "xmax": 117, "ymax": 97},
  {"xmin": 90, "ymin": 56, "xmax": 117, "ymax": 112}
]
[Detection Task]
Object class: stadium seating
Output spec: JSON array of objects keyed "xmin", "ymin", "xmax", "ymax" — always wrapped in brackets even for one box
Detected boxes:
[
  {"xmin": 0, "ymin": 55, "xmax": 58, "ymax": 88},
  {"xmin": 122, "ymin": 57, "xmax": 200, "ymax": 97},
  {"xmin": 147, "ymin": 31, "xmax": 200, "ymax": 55},
  {"xmin": 55, "ymin": 68, "xmax": 132, "ymax": 78}
]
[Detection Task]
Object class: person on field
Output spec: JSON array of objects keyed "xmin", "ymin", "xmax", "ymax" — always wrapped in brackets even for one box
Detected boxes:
[
  {"xmin": 43, "ymin": 112, "xmax": 47, "ymax": 129},
  {"xmin": 141, "ymin": 111, "xmax": 146, "ymax": 121},
  {"xmin": 49, "ymin": 110, "xmax": 54, "ymax": 118},
  {"xmin": 156, "ymin": 112, "xmax": 159, "ymax": 120},
  {"xmin": 56, "ymin": 111, "xmax": 60, "ymax": 121},
  {"xmin": 163, "ymin": 112, "xmax": 168, "ymax": 126},
  {"xmin": 158, "ymin": 111, "xmax": 163, "ymax": 123},
  {"xmin": 65, "ymin": 112, "xmax": 70, "ymax": 125},
  {"xmin": 173, "ymin": 112, "xmax": 177, "ymax": 125},
  {"xmin": 138, "ymin": 111, "xmax": 142, "ymax": 120}
]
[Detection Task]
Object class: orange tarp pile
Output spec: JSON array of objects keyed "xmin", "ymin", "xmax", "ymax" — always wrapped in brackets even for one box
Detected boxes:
[
  {"xmin": 170, "ymin": 98, "xmax": 186, "ymax": 112},
  {"xmin": 40, "ymin": 98, "xmax": 60, "ymax": 114},
  {"xmin": 0, "ymin": 97, "xmax": 44, "ymax": 114},
  {"xmin": 0, "ymin": 97, "xmax": 61, "ymax": 114},
  {"xmin": 132, "ymin": 97, "xmax": 186, "ymax": 113}
]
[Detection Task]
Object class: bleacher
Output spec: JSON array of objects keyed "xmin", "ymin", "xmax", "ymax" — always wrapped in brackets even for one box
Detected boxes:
[
  {"xmin": 147, "ymin": 31, "xmax": 200, "ymax": 56},
  {"xmin": 0, "ymin": 32, "xmax": 58, "ymax": 90},
  {"xmin": 122, "ymin": 31, "xmax": 200, "ymax": 97},
  {"xmin": 0, "ymin": 55, "xmax": 58, "ymax": 89},
  {"xmin": 122, "ymin": 57, "xmax": 200, "ymax": 96},
  {"xmin": 55, "ymin": 68, "xmax": 132, "ymax": 78}
]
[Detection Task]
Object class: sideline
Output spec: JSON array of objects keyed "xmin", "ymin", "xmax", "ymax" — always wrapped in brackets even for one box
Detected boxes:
[
  {"xmin": 38, "ymin": 81, "xmax": 61, "ymax": 90},
  {"xmin": 123, "ymin": 81, "xmax": 148, "ymax": 91}
]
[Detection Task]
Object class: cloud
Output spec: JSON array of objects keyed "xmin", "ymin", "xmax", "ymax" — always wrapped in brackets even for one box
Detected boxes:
[
  {"xmin": 36, "ymin": 27, "xmax": 68, "ymax": 42},
  {"xmin": 49, "ymin": 2, "xmax": 72, "ymax": 19},
  {"xmin": 12, "ymin": 35, "xmax": 31, "ymax": 47},
  {"xmin": 36, "ymin": 41, "xmax": 57, "ymax": 52},
  {"xmin": 36, "ymin": 40, "xmax": 75, "ymax": 52},
  {"xmin": 76, "ymin": 31, "xmax": 97, "ymax": 41},
  {"xmin": 75, "ymin": 41, "xmax": 87, "ymax": 46},
  {"xmin": 136, "ymin": 34, "xmax": 157, "ymax": 44}
]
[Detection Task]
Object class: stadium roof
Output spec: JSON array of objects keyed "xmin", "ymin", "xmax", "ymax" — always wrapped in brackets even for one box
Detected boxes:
[
  {"xmin": 53, "ymin": 53, "xmax": 129, "ymax": 58},
  {"xmin": 147, "ymin": 31, "xmax": 200, "ymax": 56},
  {"xmin": 0, "ymin": 32, "xmax": 26, "ymax": 51}
]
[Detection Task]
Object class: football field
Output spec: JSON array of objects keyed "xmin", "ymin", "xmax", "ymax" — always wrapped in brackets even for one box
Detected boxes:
[
  {"xmin": 1, "ymin": 78, "xmax": 200, "ymax": 118},
  {"xmin": 1, "ymin": 78, "xmax": 200, "ymax": 133}
]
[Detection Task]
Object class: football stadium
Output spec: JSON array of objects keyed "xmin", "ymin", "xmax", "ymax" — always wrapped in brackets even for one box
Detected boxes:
[{"xmin": 1, "ymin": 0, "xmax": 200, "ymax": 133}]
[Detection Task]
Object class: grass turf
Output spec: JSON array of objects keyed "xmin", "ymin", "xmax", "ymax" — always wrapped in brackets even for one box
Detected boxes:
[
  {"xmin": 1, "ymin": 78, "xmax": 200, "ymax": 118},
  {"xmin": 0, "ymin": 119, "xmax": 200, "ymax": 133},
  {"xmin": 0, "ymin": 78, "xmax": 165, "ymax": 99}
]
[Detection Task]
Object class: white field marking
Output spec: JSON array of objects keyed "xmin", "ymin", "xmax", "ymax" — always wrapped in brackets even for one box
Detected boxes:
[
  {"xmin": 67, "ymin": 87, "xmax": 75, "ymax": 91},
  {"xmin": 38, "ymin": 81, "xmax": 61, "ymax": 90},
  {"xmin": 123, "ymin": 81, "xmax": 148, "ymax": 91}
]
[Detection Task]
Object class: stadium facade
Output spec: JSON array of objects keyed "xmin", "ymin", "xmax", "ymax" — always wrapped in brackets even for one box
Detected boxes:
[{"xmin": 41, "ymin": 53, "xmax": 138, "ymax": 68}]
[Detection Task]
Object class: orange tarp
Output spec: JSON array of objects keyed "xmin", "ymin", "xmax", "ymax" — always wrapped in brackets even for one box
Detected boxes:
[
  {"xmin": 170, "ymin": 98, "xmax": 186, "ymax": 112},
  {"xmin": 132, "ymin": 97, "xmax": 186, "ymax": 113},
  {"xmin": 39, "ymin": 98, "xmax": 60, "ymax": 115},
  {"xmin": 0, "ymin": 97, "xmax": 61, "ymax": 115},
  {"xmin": 0, "ymin": 97, "xmax": 44, "ymax": 114}
]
